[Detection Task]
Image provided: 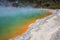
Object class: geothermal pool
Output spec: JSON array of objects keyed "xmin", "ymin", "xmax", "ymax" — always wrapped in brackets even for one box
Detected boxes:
[{"xmin": 0, "ymin": 7, "xmax": 52, "ymax": 40}]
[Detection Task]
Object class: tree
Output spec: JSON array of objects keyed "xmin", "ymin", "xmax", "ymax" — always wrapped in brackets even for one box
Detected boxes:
[{"xmin": 8, "ymin": 0, "xmax": 16, "ymax": 2}]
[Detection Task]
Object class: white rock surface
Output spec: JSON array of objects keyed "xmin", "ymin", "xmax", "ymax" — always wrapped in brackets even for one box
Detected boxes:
[{"xmin": 9, "ymin": 10, "xmax": 60, "ymax": 40}]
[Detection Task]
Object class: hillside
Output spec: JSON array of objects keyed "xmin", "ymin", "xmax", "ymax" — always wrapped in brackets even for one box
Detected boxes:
[{"xmin": 0, "ymin": 0, "xmax": 60, "ymax": 9}]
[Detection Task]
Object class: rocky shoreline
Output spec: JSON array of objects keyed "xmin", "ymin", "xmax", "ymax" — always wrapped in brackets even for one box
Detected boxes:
[{"xmin": 9, "ymin": 9, "xmax": 60, "ymax": 40}]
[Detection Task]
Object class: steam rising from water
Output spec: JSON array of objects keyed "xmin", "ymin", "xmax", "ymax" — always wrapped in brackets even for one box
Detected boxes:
[
  {"xmin": 0, "ymin": 6, "xmax": 46, "ymax": 16},
  {"xmin": 0, "ymin": 4, "xmax": 51, "ymax": 40}
]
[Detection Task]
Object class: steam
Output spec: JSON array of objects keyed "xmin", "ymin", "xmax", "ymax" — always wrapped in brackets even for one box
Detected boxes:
[
  {"xmin": 0, "ymin": 1, "xmax": 47, "ymax": 16},
  {"xmin": 0, "ymin": 6, "xmax": 46, "ymax": 16}
]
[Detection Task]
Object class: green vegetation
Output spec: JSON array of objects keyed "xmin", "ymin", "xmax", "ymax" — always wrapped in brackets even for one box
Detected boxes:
[{"xmin": 0, "ymin": 0, "xmax": 60, "ymax": 9}]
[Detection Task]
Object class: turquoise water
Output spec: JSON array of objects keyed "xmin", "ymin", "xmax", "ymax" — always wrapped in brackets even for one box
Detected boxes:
[{"xmin": 0, "ymin": 7, "xmax": 51, "ymax": 40}]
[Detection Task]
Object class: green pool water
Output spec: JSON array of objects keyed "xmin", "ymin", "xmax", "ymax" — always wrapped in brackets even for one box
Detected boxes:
[{"xmin": 0, "ymin": 7, "xmax": 51, "ymax": 40}]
